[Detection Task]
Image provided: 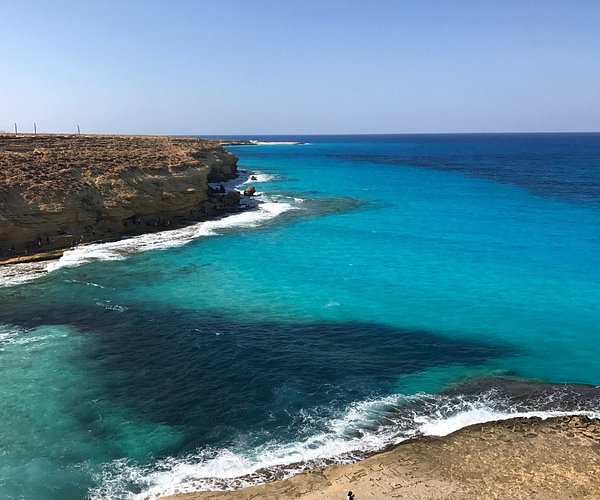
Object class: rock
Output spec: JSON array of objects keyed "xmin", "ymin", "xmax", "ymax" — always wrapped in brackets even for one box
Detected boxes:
[
  {"xmin": 250, "ymin": 175, "xmax": 257, "ymax": 180},
  {"xmin": 224, "ymin": 191, "xmax": 241, "ymax": 205},
  {"xmin": 244, "ymin": 186, "xmax": 256, "ymax": 196}
]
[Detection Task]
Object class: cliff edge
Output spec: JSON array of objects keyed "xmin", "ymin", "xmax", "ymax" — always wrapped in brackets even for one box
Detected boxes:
[{"xmin": 0, "ymin": 134, "xmax": 238, "ymax": 262}]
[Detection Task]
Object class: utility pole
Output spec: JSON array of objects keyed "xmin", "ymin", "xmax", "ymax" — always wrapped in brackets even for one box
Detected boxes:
[
  {"xmin": 14, "ymin": 123, "xmax": 17, "ymax": 135},
  {"xmin": 34, "ymin": 122, "xmax": 37, "ymax": 134},
  {"xmin": 77, "ymin": 125, "xmax": 81, "ymax": 135}
]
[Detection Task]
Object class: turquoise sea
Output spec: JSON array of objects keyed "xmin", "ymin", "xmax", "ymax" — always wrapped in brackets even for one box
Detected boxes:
[{"xmin": 1, "ymin": 134, "xmax": 599, "ymax": 499}]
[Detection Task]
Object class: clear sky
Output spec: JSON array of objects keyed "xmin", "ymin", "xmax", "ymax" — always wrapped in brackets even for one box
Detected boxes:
[{"xmin": 1, "ymin": 0, "xmax": 599, "ymax": 135}]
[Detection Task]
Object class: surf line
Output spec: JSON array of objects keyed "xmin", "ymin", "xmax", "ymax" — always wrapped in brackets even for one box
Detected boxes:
[{"xmin": 0, "ymin": 171, "xmax": 295, "ymax": 285}]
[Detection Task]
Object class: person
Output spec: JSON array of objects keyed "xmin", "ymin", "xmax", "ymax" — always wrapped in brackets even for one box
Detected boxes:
[{"xmin": 347, "ymin": 491, "xmax": 354, "ymax": 500}]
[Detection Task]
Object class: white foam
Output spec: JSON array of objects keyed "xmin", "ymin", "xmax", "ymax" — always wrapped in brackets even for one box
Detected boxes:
[
  {"xmin": 94, "ymin": 301, "xmax": 129, "ymax": 313},
  {"xmin": 0, "ymin": 170, "xmax": 293, "ymax": 284},
  {"xmin": 66, "ymin": 280, "xmax": 106, "ymax": 289},
  {"xmin": 47, "ymin": 245, "xmax": 127, "ymax": 271},
  {"xmin": 89, "ymin": 390, "xmax": 600, "ymax": 500},
  {"xmin": 415, "ymin": 406, "xmax": 597, "ymax": 437},
  {"xmin": 48, "ymin": 202, "xmax": 295, "ymax": 272},
  {"xmin": 92, "ymin": 397, "xmax": 403, "ymax": 498},
  {"xmin": 247, "ymin": 141, "xmax": 301, "ymax": 146},
  {"xmin": 0, "ymin": 324, "xmax": 25, "ymax": 345},
  {"xmin": 208, "ymin": 178, "xmax": 246, "ymax": 193},
  {"xmin": 240, "ymin": 173, "xmax": 276, "ymax": 184},
  {"xmin": 0, "ymin": 324, "xmax": 69, "ymax": 349},
  {"xmin": 0, "ymin": 261, "xmax": 49, "ymax": 287}
]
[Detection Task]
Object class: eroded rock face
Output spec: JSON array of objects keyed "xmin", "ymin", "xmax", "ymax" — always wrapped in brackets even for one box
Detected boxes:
[
  {"xmin": 0, "ymin": 134, "xmax": 238, "ymax": 258},
  {"xmin": 224, "ymin": 191, "xmax": 241, "ymax": 205}
]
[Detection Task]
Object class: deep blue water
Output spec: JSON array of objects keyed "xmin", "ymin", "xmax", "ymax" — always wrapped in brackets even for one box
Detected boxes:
[{"xmin": 0, "ymin": 134, "xmax": 599, "ymax": 499}]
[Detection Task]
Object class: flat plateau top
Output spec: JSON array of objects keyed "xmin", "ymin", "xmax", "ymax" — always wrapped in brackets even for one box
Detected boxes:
[{"xmin": 0, "ymin": 134, "xmax": 220, "ymax": 201}]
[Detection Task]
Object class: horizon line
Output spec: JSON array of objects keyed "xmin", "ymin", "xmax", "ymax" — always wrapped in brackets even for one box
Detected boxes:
[{"xmin": 2, "ymin": 130, "xmax": 599, "ymax": 137}]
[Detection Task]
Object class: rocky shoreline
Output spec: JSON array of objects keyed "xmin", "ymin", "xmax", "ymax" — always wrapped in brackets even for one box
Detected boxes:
[
  {"xmin": 161, "ymin": 415, "xmax": 600, "ymax": 500},
  {"xmin": 0, "ymin": 134, "xmax": 245, "ymax": 264}
]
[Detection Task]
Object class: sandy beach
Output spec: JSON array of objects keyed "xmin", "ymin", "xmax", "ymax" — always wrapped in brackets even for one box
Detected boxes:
[{"xmin": 163, "ymin": 415, "xmax": 600, "ymax": 500}]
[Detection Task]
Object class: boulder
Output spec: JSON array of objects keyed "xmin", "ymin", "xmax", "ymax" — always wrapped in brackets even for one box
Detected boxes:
[
  {"xmin": 224, "ymin": 191, "xmax": 241, "ymax": 205},
  {"xmin": 244, "ymin": 185, "xmax": 256, "ymax": 196}
]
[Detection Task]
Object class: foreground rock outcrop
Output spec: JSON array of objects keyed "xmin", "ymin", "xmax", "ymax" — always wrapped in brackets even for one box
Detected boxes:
[
  {"xmin": 0, "ymin": 134, "xmax": 239, "ymax": 261},
  {"xmin": 163, "ymin": 415, "xmax": 600, "ymax": 500}
]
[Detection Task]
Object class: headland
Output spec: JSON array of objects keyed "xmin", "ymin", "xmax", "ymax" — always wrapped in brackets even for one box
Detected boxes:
[
  {"xmin": 0, "ymin": 134, "xmax": 242, "ymax": 264},
  {"xmin": 162, "ymin": 415, "xmax": 600, "ymax": 499}
]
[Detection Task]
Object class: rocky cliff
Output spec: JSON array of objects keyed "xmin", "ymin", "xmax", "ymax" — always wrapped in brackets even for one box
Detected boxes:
[{"xmin": 0, "ymin": 134, "xmax": 238, "ymax": 261}]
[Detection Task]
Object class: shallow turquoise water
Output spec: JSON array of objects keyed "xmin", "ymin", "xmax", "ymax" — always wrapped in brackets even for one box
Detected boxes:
[{"xmin": 0, "ymin": 134, "xmax": 599, "ymax": 498}]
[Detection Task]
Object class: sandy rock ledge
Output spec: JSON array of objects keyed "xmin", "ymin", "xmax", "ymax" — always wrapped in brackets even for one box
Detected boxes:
[{"xmin": 161, "ymin": 415, "xmax": 600, "ymax": 500}]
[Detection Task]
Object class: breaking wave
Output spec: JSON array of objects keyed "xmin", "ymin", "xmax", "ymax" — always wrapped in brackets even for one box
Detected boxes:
[
  {"xmin": 0, "ymin": 171, "xmax": 295, "ymax": 286},
  {"xmin": 89, "ymin": 381, "xmax": 600, "ymax": 499}
]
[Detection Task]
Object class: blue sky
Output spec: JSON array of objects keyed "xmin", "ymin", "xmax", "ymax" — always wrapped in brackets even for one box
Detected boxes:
[{"xmin": 1, "ymin": 0, "xmax": 599, "ymax": 134}]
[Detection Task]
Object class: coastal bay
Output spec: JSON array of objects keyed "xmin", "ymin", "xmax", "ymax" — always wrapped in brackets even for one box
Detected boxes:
[
  {"xmin": 0, "ymin": 134, "xmax": 599, "ymax": 499},
  {"xmin": 3, "ymin": 2, "xmax": 599, "ymax": 498}
]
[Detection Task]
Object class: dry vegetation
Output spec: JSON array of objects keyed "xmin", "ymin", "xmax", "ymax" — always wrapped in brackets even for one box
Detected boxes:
[{"xmin": 0, "ymin": 134, "xmax": 219, "ymax": 206}]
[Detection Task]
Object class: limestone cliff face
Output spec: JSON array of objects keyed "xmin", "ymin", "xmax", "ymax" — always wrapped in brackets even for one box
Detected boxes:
[{"xmin": 0, "ymin": 134, "xmax": 238, "ymax": 258}]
